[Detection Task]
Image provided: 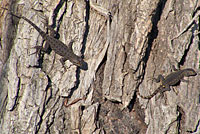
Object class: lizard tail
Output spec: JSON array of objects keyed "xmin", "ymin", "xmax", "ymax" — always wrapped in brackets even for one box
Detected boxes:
[
  {"xmin": 1, "ymin": 7, "xmax": 21, "ymax": 19},
  {"xmin": 137, "ymin": 87, "xmax": 161, "ymax": 99},
  {"xmin": 2, "ymin": 7, "xmax": 47, "ymax": 39}
]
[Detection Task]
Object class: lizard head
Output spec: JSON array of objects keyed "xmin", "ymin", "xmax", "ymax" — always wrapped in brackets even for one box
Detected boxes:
[
  {"xmin": 184, "ymin": 68, "xmax": 197, "ymax": 77},
  {"xmin": 72, "ymin": 56, "xmax": 88, "ymax": 70}
]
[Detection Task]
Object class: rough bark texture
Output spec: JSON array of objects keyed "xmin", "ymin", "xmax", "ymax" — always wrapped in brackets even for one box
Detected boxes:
[{"xmin": 0, "ymin": 0, "xmax": 200, "ymax": 134}]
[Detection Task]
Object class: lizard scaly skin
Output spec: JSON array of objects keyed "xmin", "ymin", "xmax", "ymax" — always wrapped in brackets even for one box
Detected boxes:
[
  {"xmin": 7, "ymin": 9, "xmax": 88, "ymax": 70},
  {"xmin": 138, "ymin": 68, "xmax": 197, "ymax": 99}
]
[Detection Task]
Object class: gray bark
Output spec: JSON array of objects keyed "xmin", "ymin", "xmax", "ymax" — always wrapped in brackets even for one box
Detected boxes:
[{"xmin": 0, "ymin": 0, "xmax": 199, "ymax": 134}]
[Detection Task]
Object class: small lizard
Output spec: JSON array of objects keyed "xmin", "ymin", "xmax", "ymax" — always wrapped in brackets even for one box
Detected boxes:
[
  {"xmin": 138, "ymin": 68, "xmax": 197, "ymax": 99},
  {"xmin": 5, "ymin": 8, "xmax": 88, "ymax": 70}
]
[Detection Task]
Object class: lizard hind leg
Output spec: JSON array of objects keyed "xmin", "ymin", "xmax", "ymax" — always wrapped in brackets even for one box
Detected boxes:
[
  {"xmin": 154, "ymin": 74, "xmax": 165, "ymax": 83},
  {"xmin": 46, "ymin": 23, "xmax": 58, "ymax": 38},
  {"xmin": 172, "ymin": 65, "xmax": 179, "ymax": 71},
  {"xmin": 29, "ymin": 46, "xmax": 43, "ymax": 56},
  {"xmin": 29, "ymin": 41, "xmax": 51, "ymax": 56},
  {"xmin": 146, "ymin": 74, "xmax": 163, "ymax": 83},
  {"xmin": 42, "ymin": 16, "xmax": 59, "ymax": 38},
  {"xmin": 60, "ymin": 57, "xmax": 67, "ymax": 66}
]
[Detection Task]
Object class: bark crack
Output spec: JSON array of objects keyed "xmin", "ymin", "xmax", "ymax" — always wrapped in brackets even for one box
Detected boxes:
[{"xmin": 187, "ymin": 119, "xmax": 200, "ymax": 133}]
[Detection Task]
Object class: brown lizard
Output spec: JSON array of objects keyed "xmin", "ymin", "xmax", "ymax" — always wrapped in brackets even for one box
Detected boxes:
[
  {"xmin": 4, "ymin": 8, "xmax": 88, "ymax": 70},
  {"xmin": 138, "ymin": 68, "xmax": 197, "ymax": 99}
]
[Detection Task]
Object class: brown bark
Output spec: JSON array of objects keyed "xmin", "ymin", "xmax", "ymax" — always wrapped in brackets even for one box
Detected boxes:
[{"xmin": 0, "ymin": 0, "xmax": 199, "ymax": 134}]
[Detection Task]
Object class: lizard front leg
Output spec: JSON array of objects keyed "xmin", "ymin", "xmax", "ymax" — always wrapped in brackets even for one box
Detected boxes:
[
  {"xmin": 172, "ymin": 87, "xmax": 179, "ymax": 95},
  {"xmin": 60, "ymin": 57, "xmax": 68, "ymax": 71},
  {"xmin": 181, "ymin": 79, "xmax": 189, "ymax": 83}
]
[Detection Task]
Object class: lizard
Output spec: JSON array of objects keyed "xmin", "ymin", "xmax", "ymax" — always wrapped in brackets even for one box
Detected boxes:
[
  {"xmin": 137, "ymin": 68, "xmax": 197, "ymax": 99},
  {"xmin": 3, "ymin": 8, "xmax": 88, "ymax": 70}
]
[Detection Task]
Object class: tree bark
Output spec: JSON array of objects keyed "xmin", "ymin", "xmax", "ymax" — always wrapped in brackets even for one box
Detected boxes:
[{"xmin": 0, "ymin": 0, "xmax": 199, "ymax": 134}]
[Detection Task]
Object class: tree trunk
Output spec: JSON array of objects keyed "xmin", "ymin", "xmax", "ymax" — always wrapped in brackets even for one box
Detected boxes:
[{"xmin": 0, "ymin": 0, "xmax": 199, "ymax": 134}]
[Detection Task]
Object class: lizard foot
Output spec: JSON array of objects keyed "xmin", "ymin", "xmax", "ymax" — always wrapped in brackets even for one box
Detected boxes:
[{"xmin": 29, "ymin": 46, "xmax": 43, "ymax": 56}]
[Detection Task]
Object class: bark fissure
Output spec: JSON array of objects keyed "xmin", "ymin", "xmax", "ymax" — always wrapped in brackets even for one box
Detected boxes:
[
  {"xmin": 81, "ymin": 0, "xmax": 90, "ymax": 58},
  {"xmin": 0, "ymin": 0, "xmax": 199, "ymax": 133},
  {"xmin": 187, "ymin": 119, "xmax": 200, "ymax": 133},
  {"xmin": 176, "ymin": 105, "xmax": 185, "ymax": 134},
  {"xmin": 44, "ymin": 75, "xmax": 52, "ymax": 105},
  {"xmin": 9, "ymin": 76, "xmax": 20, "ymax": 111},
  {"xmin": 67, "ymin": 67, "xmax": 80, "ymax": 99},
  {"xmin": 35, "ymin": 84, "xmax": 49, "ymax": 134},
  {"xmin": 52, "ymin": 0, "xmax": 65, "ymax": 30},
  {"xmin": 179, "ymin": 35, "xmax": 194, "ymax": 66},
  {"xmin": 0, "ymin": 3, "xmax": 18, "ymax": 79}
]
